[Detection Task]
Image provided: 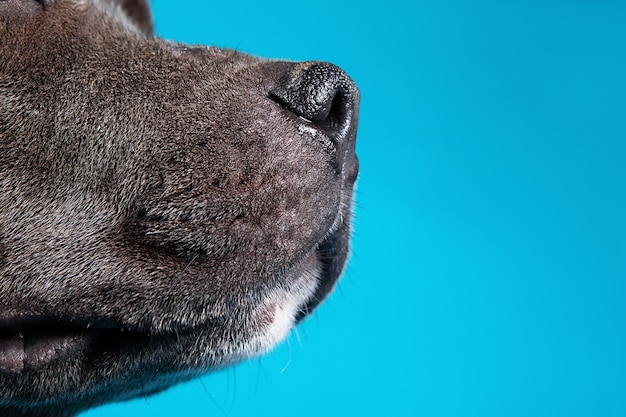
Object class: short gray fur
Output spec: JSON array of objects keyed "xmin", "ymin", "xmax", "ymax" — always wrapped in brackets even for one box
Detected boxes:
[{"xmin": 0, "ymin": 0, "xmax": 359, "ymax": 416}]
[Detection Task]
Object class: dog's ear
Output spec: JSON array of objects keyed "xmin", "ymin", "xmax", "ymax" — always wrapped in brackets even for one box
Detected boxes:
[
  {"xmin": 0, "ymin": 0, "xmax": 46, "ymax": 19},
  {"xmin": 113, "ymin": 0, "xmax": 153, "ymax": 36}
]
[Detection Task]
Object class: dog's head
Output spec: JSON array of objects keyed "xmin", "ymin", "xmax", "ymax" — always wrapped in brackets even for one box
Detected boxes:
[{"xmin": 0, "ymin": 0, "xmax": 359, "ymax": 415}]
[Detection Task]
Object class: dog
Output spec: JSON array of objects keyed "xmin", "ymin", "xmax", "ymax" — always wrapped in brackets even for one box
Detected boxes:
[{"xmin": 0, "ymin": 0, "xmax": 359, "ymax": 415}]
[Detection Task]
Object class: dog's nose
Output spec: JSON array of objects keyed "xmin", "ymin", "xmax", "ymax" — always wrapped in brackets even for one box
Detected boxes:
[
  {"xmin": 270, "ymin": 61, "xmax": 359, "ymax": 139},
  {"xmin": 269, "ymin": 61, "xmax": 359, "ymax": 177}
]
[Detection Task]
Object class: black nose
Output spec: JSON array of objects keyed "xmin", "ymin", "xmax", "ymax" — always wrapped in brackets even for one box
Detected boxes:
[
  {"xmin": 269, "ymin": 61, "xmax": 359, "ymax": 136},
  {"xmin": 268, "ymin": 61, "xmax": 359, "ymax": 178}
]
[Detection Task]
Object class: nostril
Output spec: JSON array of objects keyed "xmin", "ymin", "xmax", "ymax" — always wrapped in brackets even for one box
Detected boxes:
[
  {"xmin": 324, "ymin": 92, "xmax": 348, "ymax": 129},
  {"xmin": 269, "ymin": 62, "xmax": 358, "ymax": 133}
]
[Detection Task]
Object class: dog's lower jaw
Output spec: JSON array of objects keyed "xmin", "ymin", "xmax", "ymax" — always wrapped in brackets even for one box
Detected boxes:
[
  {"xmin": 0, "ymin": 247, "xmax": 330, "ymax": 414},
  {"xmin": 240, "ymin": 254, "xmax": 321, "ymax": 359}
]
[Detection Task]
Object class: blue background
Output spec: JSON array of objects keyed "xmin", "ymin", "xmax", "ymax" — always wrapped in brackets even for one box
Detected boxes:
[{"xmin": 86, "ymin": 1, "xmax": 626, "ymax": 416}]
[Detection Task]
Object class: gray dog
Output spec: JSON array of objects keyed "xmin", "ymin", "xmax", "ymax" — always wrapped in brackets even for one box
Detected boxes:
[{"xmin": 0, "ymin": 0, "xmax": 359, "ymax": 415}]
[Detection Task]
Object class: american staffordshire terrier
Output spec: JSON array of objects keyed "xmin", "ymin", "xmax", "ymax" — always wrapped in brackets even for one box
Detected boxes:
[{"xmin": 0, "ymin": 0, "xmax": 359, "ymax": 415}]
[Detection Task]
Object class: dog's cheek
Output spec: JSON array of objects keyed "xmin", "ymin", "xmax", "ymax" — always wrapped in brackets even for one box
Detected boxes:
[{"xmin": 0, "ymin": 0, "xmax": 44, "ymax": 19}]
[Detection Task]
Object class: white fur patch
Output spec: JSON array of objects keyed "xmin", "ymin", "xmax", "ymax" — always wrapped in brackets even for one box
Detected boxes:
[{"xmin": 243, "ymin": 265, "xmax": 320, "ymax": 357}]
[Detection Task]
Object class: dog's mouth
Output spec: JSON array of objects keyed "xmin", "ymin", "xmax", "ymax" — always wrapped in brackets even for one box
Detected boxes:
[
  {"xmin": 295, "ymin": 217, "xmax": 351, "ymax": 323},
  {"xmin": 0, "ymin": 318, "xmax": 103, "ymax": 373},
  {"xmin": 0, "ymin": 224, "xmax": 350, "ymax": 375}
]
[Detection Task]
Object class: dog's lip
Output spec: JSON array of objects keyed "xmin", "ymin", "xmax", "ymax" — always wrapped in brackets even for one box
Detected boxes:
[
  {"xmin": 295, "ymin": 218, "xmax": 351, "ymax": 323},
  {"xmin": 0, "ymin": 316, "xmax": 123, "ymax": 373},
  {"xmin": 0, "ymin": 331, "xmax": 97, "ymax": 373}
]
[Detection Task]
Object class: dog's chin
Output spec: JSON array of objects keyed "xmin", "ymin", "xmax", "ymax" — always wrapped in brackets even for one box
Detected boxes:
[{"xmin": 0, "ymin": 216, "xmax": 350, "ymax": 394}]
